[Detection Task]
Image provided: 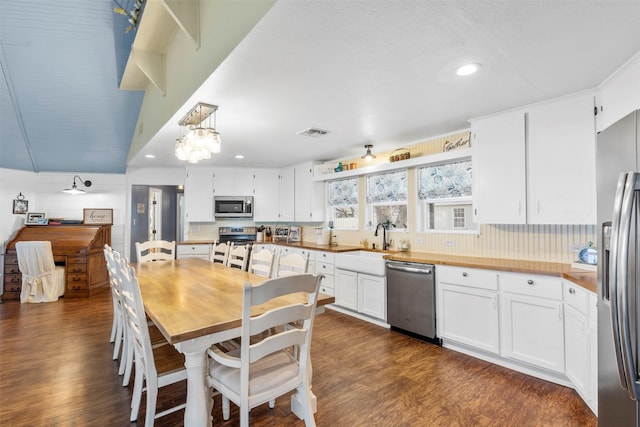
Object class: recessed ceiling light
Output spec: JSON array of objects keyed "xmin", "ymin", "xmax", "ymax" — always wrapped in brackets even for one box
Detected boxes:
[
  {"xmin": 456, "ymin": 63, "xmax": 481, "ymax": 76},
  {"xmin": 145, "ymin": 154, "xmax": 155, "ymax": 158},
  {"xmin": 235, "ymin": 154, "xmax": 245, "ymax": 159}
]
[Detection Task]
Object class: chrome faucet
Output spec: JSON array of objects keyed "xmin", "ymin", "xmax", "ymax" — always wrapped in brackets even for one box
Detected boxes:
[{"xmin": 374, "ymin": 223, "xmax": 388, "ymax": 250}]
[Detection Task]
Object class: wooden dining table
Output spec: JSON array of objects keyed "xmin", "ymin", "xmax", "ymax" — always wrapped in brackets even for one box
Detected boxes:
[{"xmin": 133, "ymin": 258, "xmax": 335, "ymax": 427}]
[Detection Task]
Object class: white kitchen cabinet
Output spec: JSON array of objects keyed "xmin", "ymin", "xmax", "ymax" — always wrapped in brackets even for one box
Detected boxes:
[
  {"xmin": 335, "ymin": 268, "xmax": 358, "ymax": 311},
  {"xmin": 294, "ymin": 161, "xmax": 324, "ymax": 222},
  {"xmin": 253, "ymin": 169, "xmax": 281, "ymax": 222},
  {"xmin": 596, "ymin": 53, "xmax": 640, "ymax": 132},
  {"xmin": 313, "ymin": 250, "xmax": 335, "ymax": 297},
  {"xmin": 471, "ymin": 111, "xmax": 526, "ymax": 224},
  {"xmin": 471, "ymin": 91, "xmax": 596, "ymax": 225},
  {"xmin": 278, "ymin": 167, "xmax": 295, "ymax": 222},
  {"xmin": 184, "ymin": 167, "xmax": 214, "ymax": 222},
  {"xmin": 527, "ymin": 92, "xmax": 596, "ymax": 224},
  {"xmin": 212, "ymin": 168, "xmax": 254, "ymax": 196},
  {"xmin": 500, "ymin": 272, "xmax": 565, "ymax": 374},
  {"xmin": 176, "ymin": 243, "xmax": 210, "ymax": 260},
  {"xmin": 437, "ymin": 265, "xmax": 500, "ymax": 354},
  {"xmin": 335, "ymin": 267, "xmax": 385, "ymax": 321},
  {"xmin": 564, "ymin": 280, "xmax": 597, "ymax": 414}
]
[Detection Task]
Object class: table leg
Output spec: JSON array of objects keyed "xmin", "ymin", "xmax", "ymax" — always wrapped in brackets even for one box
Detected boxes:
[{"xmin": 178, "ymin": 343, "xmax": 213, "ymax": 427}]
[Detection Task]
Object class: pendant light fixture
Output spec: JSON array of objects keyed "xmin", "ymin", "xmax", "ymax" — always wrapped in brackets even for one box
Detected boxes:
[
  {"xmin": 361, "ymin": 144, "xmax": 376, "ymax": 161},
  {"xmin": 175, "ymin": 102, "xmax": 221, "ymax": 163},
  {"xmin": 62, "ymin": 175, "xmax": 92, "ymax": 194}
]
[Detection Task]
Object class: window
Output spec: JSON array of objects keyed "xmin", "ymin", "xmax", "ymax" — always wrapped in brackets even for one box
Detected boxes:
[
  {"xmin": 417, "ymin": 160, "xmax": 477, "ymax": 232},
  {"xmin": 366, "ymin": 170, "xmax": 408, "ymax": 230},
  {"xmin": 328, "ymin": 178, "xmax": 359, "ymax": 230}
]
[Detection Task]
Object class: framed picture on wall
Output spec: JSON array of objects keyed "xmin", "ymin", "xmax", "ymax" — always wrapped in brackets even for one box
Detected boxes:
[
  {"xmin": 25, "ymin": 212, "xmax": 48, "ymax": 225},
  {"xmin": 83, "ymin": 208, "xmax": 113, "ymax": 225},
  {"xmin": 13, "ymin": 197, "xmax": 28, "ymax": 214}
]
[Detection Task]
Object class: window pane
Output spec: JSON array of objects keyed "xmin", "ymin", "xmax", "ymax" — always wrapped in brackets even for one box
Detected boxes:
[
  {"xmin": 424, "ymin": 202, "xmax": 475, "ymax": 231},
  {"xmin": 370, "ymin": 204, "xmax": 408, "ymax": 229},
  {"xmin": 332, "ymin": 205, "xmax": 358, "ymax": 229}
]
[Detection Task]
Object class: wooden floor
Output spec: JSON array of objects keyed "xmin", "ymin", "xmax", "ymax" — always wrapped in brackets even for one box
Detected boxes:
[{"xmin": 0, "ymin": 289, "xmax": 596, "ymax": 427}]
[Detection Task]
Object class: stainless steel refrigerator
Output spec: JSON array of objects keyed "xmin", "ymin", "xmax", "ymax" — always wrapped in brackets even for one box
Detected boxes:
[{"xmin": 598, "ymin": 109, "xmax": 640, "ymax": 426}]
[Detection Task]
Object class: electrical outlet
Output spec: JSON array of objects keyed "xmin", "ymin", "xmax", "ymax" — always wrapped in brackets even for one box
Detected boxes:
[
  {"xmin": 415, "ymin": 238, "xmax": 424, "ymax": 244},
  {"xmin": 445, "ymin": 240, "xmax": 455, "ymax": 247}
]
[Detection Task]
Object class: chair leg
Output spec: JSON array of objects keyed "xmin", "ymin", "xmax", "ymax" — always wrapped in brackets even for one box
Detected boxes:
[
  {"xmin": 269, "ymin": 399, "xmax": 275, "ymax": 409},
  {"xmin": 130, "ymin": 367, "xmax": 144, "ymax": 421},
  {"xmin": 222, "ymin": 396, "xmax": 230, "ymax": 420},
  {"xmin": 122, "ymin": 334, "xmax": 134, "ymax": 387},
  {"xmin": 298, "ymin": 385, "xmax": 316, "ymax": 427},
  {"xmin": 112, "ymin": 315, "xmax": 123, "ymax": 360},
  {"xmin": 118, "ymin": 326, "xmax": 128, "ymax": 375},
  {"xmin": 110, "ymin": 301, "xmax": 118, "ymax": 343},
  {"xmin": 240, "ymin": 408, "xmax": 249, "ymax": 427},
  {"xmin": 144, "ymin": 382, "xmax": 158, "ymax": 427}
]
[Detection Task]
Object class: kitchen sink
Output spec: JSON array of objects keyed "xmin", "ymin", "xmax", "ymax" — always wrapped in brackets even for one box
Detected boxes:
[{"xmin": 335, "ymin": 250, "xmax": 387, "ymax": 276}]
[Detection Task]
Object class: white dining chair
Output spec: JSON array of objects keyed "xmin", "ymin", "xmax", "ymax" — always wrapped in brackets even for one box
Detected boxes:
[
  {"xmin": 209, "ymin": 240, "xmax": 230, "ymax": 264},
  {"xmin": 247, "ymin": 247, "xmax": 275, "ymax": 277},
  {"xmin": 275, "ymin": 251, "xmax": 310, "ymax": 277},
  {"xmin": 135, "ymin": 240, "xmax": 175, "ymax": 262},
  {"xmin": 207, "ymin": 273, "xmax": 323, "ymax": 427},
  {"xmin": 226, "ymin": 243, "xmax": 251, "ymax": 271},
  {"xmin": 15, "ymin": 241, "xmax": 65, "ymax": 303},
  {"xmin": 118, "ymin": 258, "xmax": 187, "ymax": 426}
]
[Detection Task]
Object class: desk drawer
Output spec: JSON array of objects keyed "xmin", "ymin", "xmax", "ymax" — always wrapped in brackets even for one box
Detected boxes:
[
  {"xmin": 4, "ymin": 281, "xmax": 22, "ymax": 293},
  {"xmin": 67, "ymin": 256, "xmax": 87, "ymax": 265},
  {"xmin": 4, "ymin": 264, "xmax": 21, "ymax": 275},
  {"xmin": 67, "ymin": 263, "xmax": 87, "ymax": 274}
]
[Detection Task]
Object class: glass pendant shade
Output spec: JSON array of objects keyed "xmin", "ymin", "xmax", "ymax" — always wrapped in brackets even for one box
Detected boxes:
[{"xmin": 174, "ymin": 103, "xmax": 221, "ymax": 163}]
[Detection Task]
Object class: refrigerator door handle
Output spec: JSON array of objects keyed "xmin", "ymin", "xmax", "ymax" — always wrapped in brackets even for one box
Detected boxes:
[
  {"xmin": 616, "ymin": 172, "xmax": 640, "ymax": 399},
  {"xmin": 611, "ymin": 172, "xmax": 630, "ymax": 391}
]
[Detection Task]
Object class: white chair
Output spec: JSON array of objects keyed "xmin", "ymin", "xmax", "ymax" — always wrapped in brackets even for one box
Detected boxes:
[
  {"xmin": 247, "ymin": 248, "xmax": 275, "ymax": 277},
  {"xmin": 118, "ymin": 258, "xmax": 187, "ymax": 426},
  {"xmin": 16, "ymin": 241, "xmax": 65, "ymax": 303},
  {"xmin": 226, "ymin": 243, "xmax": 251, "ymax": 271},
  {"xmin": 209, "ymin": 240, "xmax": 230, "ymax": 264},
  {"xmin": 275, "ymin": 251, "xmax": 310, "ymax": 277},
  {"xmin": 135, "ymin": 240, "xmax": 175, "ymax": 262},
  {"xmin": 207, "ymin": 273, "xmax": 323, "ymax": 427}
]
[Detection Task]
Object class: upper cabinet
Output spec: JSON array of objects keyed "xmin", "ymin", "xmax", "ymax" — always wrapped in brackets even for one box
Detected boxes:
[
  {"xmin": 472, "ymin": 91, "xmax": 597, "ymax": 225},
  {"xmin": 184, "ymin": 167, "xmax": 214, "ymax": 222},
  {"xmin": 253, "ymin": 169, "xmax": 281, "ymax": 222},
  {"xmin": 294, "ymin": 161, "xmax": 324, "ymax": 222},
  {"xmin": 596, "ymin": 52, "xmax": 640, "ymax": 132},
  {"xmin": 212, "ymin": 168, "xmax": 254, "ymax": 196},
  {"xmin": 471, "ymin": 111, "xmax": 526, "ymax": 224}
]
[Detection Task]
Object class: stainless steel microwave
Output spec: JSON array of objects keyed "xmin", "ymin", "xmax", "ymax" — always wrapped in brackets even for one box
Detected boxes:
[{"xmin": 214, "ymin": 196, "xmax": 253, "ymax": 218}]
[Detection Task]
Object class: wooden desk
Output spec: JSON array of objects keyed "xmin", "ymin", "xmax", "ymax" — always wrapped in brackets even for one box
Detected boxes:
[{"xmin": 134, "ymin": 258, "xmax": 334, "ymax": 427}]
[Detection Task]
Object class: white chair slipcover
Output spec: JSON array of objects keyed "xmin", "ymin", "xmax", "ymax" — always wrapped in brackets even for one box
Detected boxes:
[{"xmin": 16, "ymin": 241, "xmax": 65, "ymax": 303}]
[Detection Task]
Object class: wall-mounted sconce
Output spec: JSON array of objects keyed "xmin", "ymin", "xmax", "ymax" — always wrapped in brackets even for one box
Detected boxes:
[
  {"xmin": 361, "ymin": 144, "xmax": 376, "ymax": 161},
  {"xmin": 62, "ymin": 176, "xmax": 92, "ymax": 194}
]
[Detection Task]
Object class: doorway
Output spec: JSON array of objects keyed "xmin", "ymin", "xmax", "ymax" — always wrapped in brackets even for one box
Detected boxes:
[{"xmin": 130, "ymin": 185, "xmax": 180, "ymax": 262}]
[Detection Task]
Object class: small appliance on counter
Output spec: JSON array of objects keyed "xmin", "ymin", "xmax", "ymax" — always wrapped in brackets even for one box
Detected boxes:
[
  {"xmin": 288, "ymin": 226, "xmax": 302, "ymax": 242},
  {"xmin": 316, "ymin": 227, "xmax": 331, "ymax": 245}
]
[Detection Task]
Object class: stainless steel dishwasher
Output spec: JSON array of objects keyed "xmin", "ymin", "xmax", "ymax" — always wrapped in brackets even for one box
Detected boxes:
[{"xmin": 386, "ymin": 260, "xmax": 439, "ymax": 342}]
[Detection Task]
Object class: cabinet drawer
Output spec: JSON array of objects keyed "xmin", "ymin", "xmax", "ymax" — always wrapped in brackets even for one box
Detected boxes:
[
  {"xmin": 316, "ymin": 262, "xmax": 334, "ymax": 276},
  {"xmin": 67, "ymin": 274, "xmax": 87, "ymax": 284},
  {"xmin": 4, "ymin": 265, "xmax": 21, "ymax": 275},
  {"xmin": 316, "ymin": 251, "xmax": 334, "ymax": 264},
  {"xmin": 67, "ymin": 263, "xmax": 87, "ymax": 274},
  {"xmin": 4, "ymin": 274, "xmax": 21, "ymax": 285},
  {"xmin": 563, "ymin": 281, "xmax": 589, "ymax": 315},
  {"xmin": 4, "ymin": 282, "xmax": 22, "ymax": 293},
  {"xmin": 320, "ymin": 273, "xmax": 335, "ymax": 289},
  {"xmin": 589, "ymin": 293, "xmax": 597, "ymax": 319},
  {"xmin": 320, "ymin": 284, "xmax": 335, "ymax": 296},
  {"xmin": 298, "ymin": 249, "xmax": 316, "ymax": 261},
  {"xmin": 500, "ymin": 272, "xmax": 562, "ymax": 300},
  {"xmin": 177, "ymin": 244, "xmax": 210, "ymax": 256},
  {"xmin": 437, "ymin": 265, "xmax": 498, "ymax": 291},
  {"xmin": 67, "ymin": 282, "xmax": 88, "ymax": 291},
  {"xmin": 66, "ymin": 256, "xmax": 87, "ymax": 265}
]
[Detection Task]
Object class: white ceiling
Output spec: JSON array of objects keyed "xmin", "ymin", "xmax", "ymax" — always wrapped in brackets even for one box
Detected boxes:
[{"xmin": 2, "ymin": 1, "xmax": 640, "ymax": 174}]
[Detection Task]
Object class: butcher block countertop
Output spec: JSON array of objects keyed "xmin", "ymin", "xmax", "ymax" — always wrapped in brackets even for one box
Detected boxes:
[{"xmin": 276, "ymin": 242, "xmax": 597, "ymax": 293}]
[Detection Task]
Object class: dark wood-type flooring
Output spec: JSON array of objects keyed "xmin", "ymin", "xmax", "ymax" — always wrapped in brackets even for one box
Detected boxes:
[{"xmin": 0, "ymin": 289, "xmax": 596, "ymax": 426}]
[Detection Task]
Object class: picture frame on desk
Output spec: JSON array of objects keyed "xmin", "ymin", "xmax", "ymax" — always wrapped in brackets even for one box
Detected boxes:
[
  {"xmin": 83, "ymin": 208, "xmax": 113, "ymax": 225},
  {"xmin": 25, "ymin": 212, "xmax": 48, "ymax": 225}
]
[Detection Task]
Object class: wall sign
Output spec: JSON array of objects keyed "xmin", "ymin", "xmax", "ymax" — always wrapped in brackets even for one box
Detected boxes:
[
  {"xmin": 83, "ymin": 208, "xmax": 113, "ymax": 225},
  {"xmin": 443, "ymin": 132, "xmax": 471, "ymax": 152}
]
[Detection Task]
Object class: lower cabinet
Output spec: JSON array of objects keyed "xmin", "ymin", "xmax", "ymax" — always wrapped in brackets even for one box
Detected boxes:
[
  {"xmin": 335, "ymin": 268, "xmax": 385, "ymax": 321},
  {"xmin": 438, "ymin": 283, "xmax": 500, "ymax": 354},
  {"xmin": 176, "ymin": 243, "xmax": 210, "ymax": 260}
]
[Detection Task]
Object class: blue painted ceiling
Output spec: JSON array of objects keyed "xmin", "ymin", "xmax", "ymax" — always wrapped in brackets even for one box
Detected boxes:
[{"xmin": 0, "ymin": 0, "xmax": 143, "ymax": 173}]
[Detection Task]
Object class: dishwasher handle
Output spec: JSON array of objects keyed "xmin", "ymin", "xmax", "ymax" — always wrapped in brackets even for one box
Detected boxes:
[{"xmin": 386, "ymin": 263, "xmax": 433, "ymax": 274}]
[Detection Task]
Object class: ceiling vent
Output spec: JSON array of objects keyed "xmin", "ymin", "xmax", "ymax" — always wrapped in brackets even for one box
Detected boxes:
[{"xmin": 297, "ymin": 127, "xmax": 330, "ymax": 137}]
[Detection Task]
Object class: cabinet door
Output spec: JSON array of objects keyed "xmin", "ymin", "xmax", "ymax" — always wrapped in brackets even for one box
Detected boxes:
[
  {"xmin": 358, "ymin": 274, "xmax": 386, "ymax": 320},
  {"xmin": 253, "ymin": 169, "xmax": 280, "ymax": 222},
  {"xmin": 212, "ymin": 169, "xmax": 235, "ymax": 196},
  {"xmin": 501, "ymin": 293, "xmax": 565, "ymax": 373},
  {"xmin": 438, "ymin": 283, "xmax": 500, "ymax": 354},
  {"xmin": 294, "ymin": 162, "xmax": 324, "ymax": 222},
  {"xmin": 335, "ymin": 268, "xmax": 358, "ymax": 311},
  {"xmin": 234, "ymin": 170, "xmax": 255, "ymax": 195},
  {"xmin": 471, "ymin": 111, "xmax": 526, "ymax": 224},
  {"xmin": 596, "ymin": 54, "xmax": 640, "ymax": 132},
  {"xmin": 527, "ymin": 92, "xmax": 596, "ymax": 224},
  {"xmin": 565, "ymin": 304, "xmax": 590, "ymax": 399},
  {"xmin": 184, "ymin": 168, "xmax": 214, "ymax": 222},
  {"xmin": 279, "ymin": 167, "xmax": 295, "ymax": 222}
]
